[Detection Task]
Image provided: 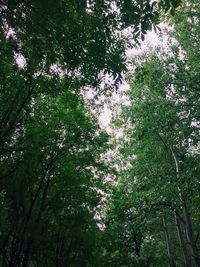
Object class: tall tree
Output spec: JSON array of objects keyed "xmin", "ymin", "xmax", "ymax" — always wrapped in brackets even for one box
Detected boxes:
[{"xmin": 103, "ymin": 1, "xmax": 200, "ymax": 266}]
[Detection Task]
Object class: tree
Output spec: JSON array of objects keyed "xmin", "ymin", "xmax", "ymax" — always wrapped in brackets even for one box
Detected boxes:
[
  {"xmin": 104, "ymin": 1, "xmax": 200, "ymax": 266},
  {"xmin": 0, "ymin": 0, "xmax": 180, "ymax": 165},
  {"xmin": 0, "ymin": 80, "xmax": 110, "ymax": 266},
  {"xmin": 0, "ymin": 0, "xmax": 185, "ymax": 266}
]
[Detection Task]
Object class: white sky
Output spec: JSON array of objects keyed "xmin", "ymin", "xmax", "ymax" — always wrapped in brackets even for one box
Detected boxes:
[
  {"xmin": 99, "ymin": 23, "xmax": 170, "ymax": 128},
  {"xmin": 12, "ymin": 21, "xmax": 170, "ymax": 130}
]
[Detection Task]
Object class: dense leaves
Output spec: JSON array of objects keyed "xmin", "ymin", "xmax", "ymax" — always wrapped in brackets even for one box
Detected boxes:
[
  {"xmin": 1, "ymin": 0, "xmax": 181, "ymax": 85},
  {"xmin": 0, "ymin": 0, "xmax": 193, "ymax": 266},
  {"xmin": 105, "ymin": 2, "xmax": 200, "ymax": 266},
  {"xmin": 0, "ymin": 83, "xmax": 109, "ymax": 266}
]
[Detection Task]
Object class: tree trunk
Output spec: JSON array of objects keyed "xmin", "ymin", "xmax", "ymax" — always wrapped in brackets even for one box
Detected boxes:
[
  {"xmin": 163, "ymin": 219, "xmax": 176, "ymax": 267},
  {"xmin": 183, "ymin": 203, "xmax": 200, "ymax": 267},
  {"xmin": 22, "ymin": 238, "xmax": 32, "ymax": 267},
  {"xmin": 171, "ymin": 148, "xmax": 200, "ymax": 266},
  {"xmin": 174, "ymin": 211, "xmax": 191, "ymax": 267}
]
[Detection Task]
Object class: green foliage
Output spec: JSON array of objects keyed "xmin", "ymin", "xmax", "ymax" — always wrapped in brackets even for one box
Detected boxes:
[
  {"xmin": 0, "ymin": 81, "xmax": 109, "ymax": 266},
  {"xmin": 103, "ymin": 1, "xmax": 200, "ymax": 266},
  {"xmin": 0, "ymin": 0, "xmax": 187, "ymax": 266}
]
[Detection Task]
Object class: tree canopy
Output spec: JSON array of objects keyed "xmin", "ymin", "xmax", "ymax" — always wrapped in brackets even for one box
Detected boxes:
[
  {"xmin": 106, "ymin": 2, "xmax": 200, "ymax": 265},
  {"xmin": 1, "ymin": 0, "xmax": 200, "ymax": 267}
]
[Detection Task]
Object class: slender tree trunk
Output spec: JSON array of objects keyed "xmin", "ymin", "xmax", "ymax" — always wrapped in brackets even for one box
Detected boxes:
[
  {"xmin": 183, "ymin": 203, "xmax": 200, "ymax": 267},
  {"xmin": 8, "ymin": 230, "xmax": 18, "ymax": 267},
  {"xmin": 171, "ymin": 148, "xmax": 200, "ymax": 266},
  {"xmin": 22, "ymin": 238, "xmax": 32, "ymax": 267},
  {"xmin": 174, "ymin": 211, "xmax": 191, "ymax": 267},
  {"xmin": 0, "ymin": 229, "xmax": 12, "ymax": 256},
  {"xmin": 163, "ymin": 219, "xmax": 176, "ymax": 267}
]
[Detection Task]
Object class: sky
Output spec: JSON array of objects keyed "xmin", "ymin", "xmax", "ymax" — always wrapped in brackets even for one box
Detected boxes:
[
  {"xmin": 99, "ymin": 23, "xmax": 170, "ymax": 129},
  {"xmin": 12, "ymin": 21, "xmax": 170, "ymax": 131}
]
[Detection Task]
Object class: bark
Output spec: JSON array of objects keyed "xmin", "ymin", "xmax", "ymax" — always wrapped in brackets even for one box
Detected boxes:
[
  {"xmin": 183, "ymin": 203, "xmax": 200, "ymax": 267},
  {"xmin": 8, "ymin": 230, "xmax": 18, "ymax": 267},
  {"xmin": 0, "ymin": 229, "xmax": 12, "ymax": 256},
  {"xmin": 171, "ymin": 148, "xmax": 200, "ymax": 266},
  {"xmin": 174, "ymin": 211, "xmax": 191, "ymax": 267},
  {"xmin": 163, "ymin": 219, "xmax": 176, "ymax": 267},
  {"xmin": 22, "ymin": 238, "xmax": 32, "ymax": 267}
]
